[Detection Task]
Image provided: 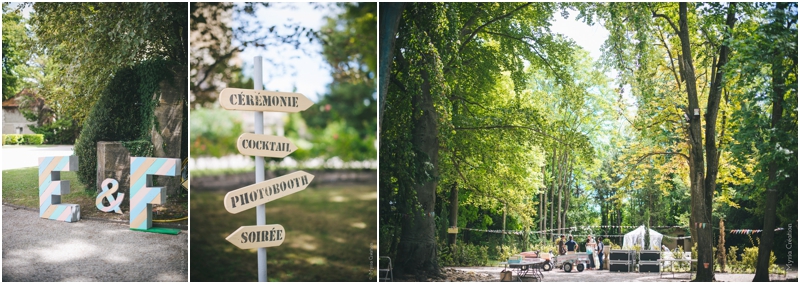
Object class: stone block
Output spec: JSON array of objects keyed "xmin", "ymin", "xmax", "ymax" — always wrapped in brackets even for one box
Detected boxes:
[{"xmin": 97, "ymin": 142, "xmax": 131, "ymax": 201}]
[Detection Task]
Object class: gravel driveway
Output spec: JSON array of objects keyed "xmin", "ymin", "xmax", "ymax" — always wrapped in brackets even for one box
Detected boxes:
[{"xmin": 2, "ymin": 205, "xmax": 187, "ymax": 281}]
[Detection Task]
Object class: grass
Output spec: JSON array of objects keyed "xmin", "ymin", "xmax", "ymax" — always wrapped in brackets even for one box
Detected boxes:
[
  {"xmin": 2, "ymin": 167, "xmax": 188, "ymax": 221},
  {"xmin": 190, "ymin": 183, "xmax": 377, "ymax": 281}
]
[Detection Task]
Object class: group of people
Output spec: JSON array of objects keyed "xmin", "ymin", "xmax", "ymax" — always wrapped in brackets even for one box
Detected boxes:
[{"xmin": 555, "ymin": 235, "xmax": 605, "ymax": 270}]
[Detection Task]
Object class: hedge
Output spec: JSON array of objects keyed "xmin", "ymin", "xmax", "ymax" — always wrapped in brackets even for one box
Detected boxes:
[
  {"xmin": 2, "ymin": 134, "xmax": 44, "ymax": 145},
  {"xmin": 73, "ymin": 59, "xmax": 173, "ymax": 191}
]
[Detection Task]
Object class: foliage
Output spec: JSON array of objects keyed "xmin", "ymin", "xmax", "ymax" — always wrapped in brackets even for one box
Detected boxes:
[
  {"xmin": 122, "ymin": 140, "xmax": 155, "ymax": 158},
  {"xmin": 1, "ymin": 134, "xmax": 43, "ymax": 145},
  {"xmin": 30, "ymin": 2, "xmax": 187, "ymax": 124},
  {"xmin": 3, "ymin": 134, "xmax": 22, "ymax": 145},
  {"xmin": 2, "ymin": 3, "xmax": 31, "ymax": 100},
  {"xmin": 188, "ymin": 107, "xmax": 243, "ymax": 158},
  {"xmin": 28, "ymin": 117, "xmax": 79, "ymax": 145},
  {"xmin": 190, "ymin": 3, "xmax": 323, "ymax": 107},
  {"xmin": 495, "ymin": 244, "xmax": 521, "ymax": 262},
  {"xmin": 438, "ymin": 242, "xmax": 490, "ymax": 267},
  {"xmin": 74, "ymin": 60, "xmax": 172, "ymax": 191},
  {"xmin": 23, "ymin": 134, "xmax": 44, "ymax": 145}
]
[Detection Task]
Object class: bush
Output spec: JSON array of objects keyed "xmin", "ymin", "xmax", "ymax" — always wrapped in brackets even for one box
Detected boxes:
[
  {"xmin": 74, "ymin": 59, "xmax": 172, "ymax": 191},
  {"xmin": 496, "ymin": 244, "xmax": 520, "ymax": 262},
  {"xmin": 2, "ymin": 134, "xmax": 44, "ymax": 145},
  {"xmin": 3, "ymin": 134, "xmax": 24, "ymax": 145},
  {"xmin": 29, "ymin": 118, "xmax": 80, "ymax": 144},
  {"xmin": 439, "ymin": 242, "xmax": 489, "ymax": 267},
  {"xmin": 23, "ymin": 134, "xmax": 44, "ymax": 145}
]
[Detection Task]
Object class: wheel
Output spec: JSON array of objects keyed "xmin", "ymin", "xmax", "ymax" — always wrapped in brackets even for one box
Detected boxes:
[
  {"xmin": 564, "ymin": 262, "xmax": 573, "ymax": 272},
  {"xmin": 543, "ymin": 261, "xmax": 553, "ymax": 271},
  {"xmin": 577, "ymin": 263, "xmax": 585, "ymax": 272}
]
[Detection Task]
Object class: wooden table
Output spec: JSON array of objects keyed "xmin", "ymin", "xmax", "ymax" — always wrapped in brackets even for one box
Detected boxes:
[
  {"xmin": 500, "ymin": 259, "xmax": 544, "ymax": 282},
  {"xmin": 659, "ymin": 259, "xmax": 696, "ymax": 279}
]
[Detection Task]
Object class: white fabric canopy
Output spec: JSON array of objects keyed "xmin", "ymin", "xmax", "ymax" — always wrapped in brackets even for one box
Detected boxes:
[{"xmin": 622, "ymin": 225, "xmax": 662, "ymax": 250}]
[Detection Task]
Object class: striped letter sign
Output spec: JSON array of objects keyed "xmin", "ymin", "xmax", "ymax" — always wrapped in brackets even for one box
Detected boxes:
[
  {"xmin": 129, "ymin": 157, "xmax": 180, "ymax": 230},
  {"xmin": 39, "ymin": 156, "xmax": 80, "ymax": 222}
]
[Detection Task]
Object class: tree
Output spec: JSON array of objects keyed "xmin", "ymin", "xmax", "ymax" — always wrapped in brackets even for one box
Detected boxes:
[
  {"xmin": 30, "ymin": 2, "xmax": 187, "ymax": 123},
  {"xmin": 382, "ymin": 2, "xmax": 588, "ymax": 277},
  {"xmin": 2, "ymin": 3, "xmax": 31, "ymax": 100},
  {"xmin": 190, "ymin": 3, "xmax": 324, "ymax": 108}
]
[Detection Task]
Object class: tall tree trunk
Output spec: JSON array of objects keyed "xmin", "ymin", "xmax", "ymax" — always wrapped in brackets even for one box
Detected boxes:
[
  {"xmin": 753, "ymin": 6, "xmax": 787, "ymax": 278},
  {"xmin": 378, "ymin": 3, "xmax": 406, "ymax": 140},
  {"xmin": 396, "ymin": 68, "xmax": 440, "ymax": 279},
  {"xmin": 562, "ymin": 154, "xmax": 572, "ymax": 235},
  {"xmin": 448, "ymin": 182, "xmax": 459, "ymax": 246},
  {"xmin": 557, "ymin": 150, "xmax": 564, "ymax": 237},
  {"xmin": 549, "ymin": 149, "xmax": 558, "ymax": 241}
]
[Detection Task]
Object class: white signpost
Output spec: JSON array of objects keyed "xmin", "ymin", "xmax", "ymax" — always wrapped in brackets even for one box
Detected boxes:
[{"xmin": 219, "ymin": 56, "xmax": 315, "ymax": 282}]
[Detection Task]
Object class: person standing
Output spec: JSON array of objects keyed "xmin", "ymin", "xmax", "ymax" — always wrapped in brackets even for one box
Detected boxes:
[
  {"xmin": 556, "ymin": 235, "xmax": 567, "ymax": 255},
  {"xmin": 597, "ymin": 236, "xmax": 605, "ymax": 270},
  {"xmin": 566, "ymin": 235, "xmax": 578, "ymax": 253},
  {"xmin": 586, "ymin": 235, "xmax": 597, "ymax": 270}
]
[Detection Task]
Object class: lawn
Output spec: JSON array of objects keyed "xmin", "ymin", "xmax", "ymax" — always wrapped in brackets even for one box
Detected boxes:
[
  {"xmin": 190, "ymin": 182, "xmax": 377, "ymax": 281},
  {"xmin": 2, "ymin": 167, "xmax": 188, "ymax": 221}
]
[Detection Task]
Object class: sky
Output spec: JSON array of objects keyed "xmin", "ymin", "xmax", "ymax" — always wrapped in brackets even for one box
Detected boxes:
[{"xmin": 232, "ymin": 3, "xmax": 340, "ymax": 103}]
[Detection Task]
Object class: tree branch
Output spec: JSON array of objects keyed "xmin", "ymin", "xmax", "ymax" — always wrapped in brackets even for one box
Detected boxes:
[
  {"xmin": 652, "ymin": 11, "xmax": 679, "ymax": 34},
  {"xmin": 454, "ymin": 124, "xmax": 565, "ymax": 144}
]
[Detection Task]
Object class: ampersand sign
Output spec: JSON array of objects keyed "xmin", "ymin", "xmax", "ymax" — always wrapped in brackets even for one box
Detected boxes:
[{"xmin": 96, "ymin": 178, "xmax": 124, "ymax": 214}]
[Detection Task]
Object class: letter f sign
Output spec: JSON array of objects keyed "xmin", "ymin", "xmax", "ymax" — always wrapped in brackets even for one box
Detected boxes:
[{"xmin": 129, "ymin": 157, "xmax": 180, "ymax": 230}]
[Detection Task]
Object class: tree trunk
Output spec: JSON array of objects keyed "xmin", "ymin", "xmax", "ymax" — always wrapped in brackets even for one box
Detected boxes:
[
  {"xmin": 718, "ymin": 218, "xmax": 726, "ymax": 273},
  {"xmin": 675, "ymin": 3, "xmax": 715, "ymax": 281},
  {"xmin": 378, "ymin": 3, "xmax": 406, "ymax": 140},
  {"xmin": 549, "ymin": 146, "xmax": 558, "ymax": 241},
  {"xmin": 753, "ymin": 6, "xmax": 787, "ymax": 278},
  {"xmin": 557, "ymin": 150, "xmax": 564, "ymax": 238},
  {"xmin": 448, "ymin": 182, "xmax": 458, "ymax": 246},
  {"xmin": 396, "ymin": 67, "xmax": 440, "ymax": 278}
]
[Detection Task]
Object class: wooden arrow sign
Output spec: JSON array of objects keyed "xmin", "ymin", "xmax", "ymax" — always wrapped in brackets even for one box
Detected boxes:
[
  {"xmin": 237, "ymin": 133, "xmax": 298, "ymax": 158},
  {"xmin": 226, "ymin": 224, "xmax": 286, "ymax": 249},
  {"xmin": 224, "ymin": 171, "xmax": 314, "ymax": 214},
  {"xmin": 219, "ymin": 88, "xmax": 314, "ymax": 112}
]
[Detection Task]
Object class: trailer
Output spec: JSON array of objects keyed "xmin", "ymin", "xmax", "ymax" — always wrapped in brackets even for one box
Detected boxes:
[{"xmin": 544, "ymin": 253, "xmax": 590, "ymax": 272}]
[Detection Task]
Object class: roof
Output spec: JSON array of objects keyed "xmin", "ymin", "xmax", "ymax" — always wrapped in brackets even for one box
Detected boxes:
[{"xmin": 2, "ymin": 99, "xmax": 20, "ymax": 108}]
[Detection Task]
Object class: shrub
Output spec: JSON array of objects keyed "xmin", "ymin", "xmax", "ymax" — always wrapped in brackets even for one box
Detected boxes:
[
  {"xmin": 74, "ymin": 59, "xmax": 172, "ymax": 191},
  {"xmin": 496, "ymin": 244, "xmax": 520, "ymax": 262},
  {"xmin": 22, "ymin": 134, "xmax": 44, "ymax": 145},
  {"xmin": 29, "ymin": 118, "xmax": 80, "ymax": 144},
  {"xmin": 439, "ymin": 242, "xmax": 489, "ymax": 267},
  {"xmin": 4, "ymin": 134, "xmax": 24, "ymax": 145}
]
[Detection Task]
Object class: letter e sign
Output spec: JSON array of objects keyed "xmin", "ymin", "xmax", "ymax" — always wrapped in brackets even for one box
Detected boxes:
[{"xmin": 39, "ymin": 156, "xmax": 80, "ymax": 222}]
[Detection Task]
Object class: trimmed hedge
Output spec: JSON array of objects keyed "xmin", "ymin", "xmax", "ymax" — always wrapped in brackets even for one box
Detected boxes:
[
  {"xmin": 23, "ymin": 134, "xmax": 44, "ymax": 145},
  {"xmin": 2, "ymin": 134, "xmax": 44, "ymax": 145},
  {"xmin": 73, "ymin": 59, "xmax": 172, "ymax": 191}
]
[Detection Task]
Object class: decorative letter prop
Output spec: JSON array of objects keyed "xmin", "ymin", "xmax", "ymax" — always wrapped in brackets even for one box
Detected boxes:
[
  {"xmin": 39, "ymin": 156, "xmax": 80, "ymax": 222},
  {"xmin": 129, "ymin": 157, "xmax": 179, "ymax": 230},
  {"xmin": 96, "ymin": 178, "xmax": 124, "ymax": 214}
]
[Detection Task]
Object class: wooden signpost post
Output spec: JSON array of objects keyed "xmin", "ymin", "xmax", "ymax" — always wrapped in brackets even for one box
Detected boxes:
[{"xmin": 219, "ymin": 56, "xmax": 315, "ymax": 282}]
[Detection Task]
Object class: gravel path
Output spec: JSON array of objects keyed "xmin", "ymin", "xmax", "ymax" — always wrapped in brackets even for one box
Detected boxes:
[
  {"xmin": 2, "ymin": 205, "xmax": 187, "ymax": 281},
  {"xmin": 449, "ymin": 266, "xmax": 798, "ymax": 282}
]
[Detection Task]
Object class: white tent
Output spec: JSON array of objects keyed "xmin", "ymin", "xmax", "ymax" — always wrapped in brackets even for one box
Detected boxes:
[{"xmin": 622, "ymin": 225, "xmax": 662, "ymax": 250}]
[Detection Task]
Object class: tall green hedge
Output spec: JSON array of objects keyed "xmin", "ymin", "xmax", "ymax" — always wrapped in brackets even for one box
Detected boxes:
[{"xmin": 73, "ymin": 59, "xmax": 173, "ymax": 191}]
